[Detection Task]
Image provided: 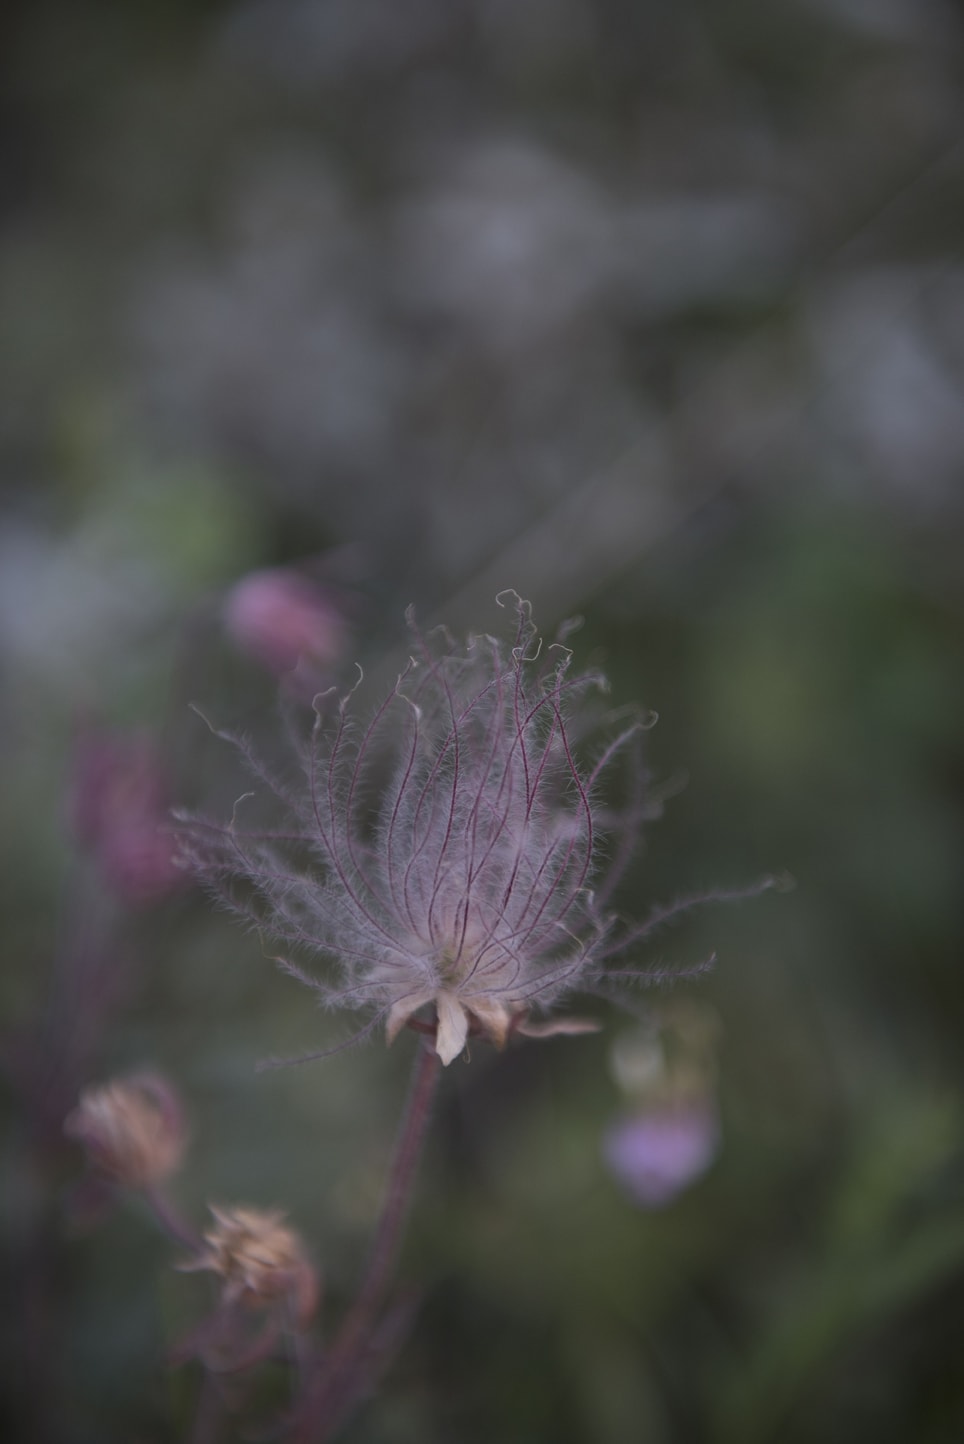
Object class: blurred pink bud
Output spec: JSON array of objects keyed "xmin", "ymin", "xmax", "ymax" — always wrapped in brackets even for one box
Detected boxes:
[
  {"xmin": 70, "ymin": 728, "xmax": 183, "ymax": 904},
  {"xmin": 603, "ymin": 1101, "xmax": 720, "ymax": 1208},
  {"xmin": 64, "ymin": 1072, "xmax": 186, "ymax": 1189},
  {"xmin": 223, "ymin": 568, "xmax": 347, "ymax": 686}
]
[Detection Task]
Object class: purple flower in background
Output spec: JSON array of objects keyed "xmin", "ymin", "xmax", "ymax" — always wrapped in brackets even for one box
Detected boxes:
[
  {"xmin": 181, "ymin": 593, "xmax": 650, "ymax": 1065},
  {"xmin": 71, "ymin": 727, "xmax": 183, "ymax": 905},
  {"xmin": 603, "ymin": 1103, "xmax": 720, "ymax": 1207},
  {"xmin": 223, "ymin": 567, "xmax": 347, "ymax": 690}
]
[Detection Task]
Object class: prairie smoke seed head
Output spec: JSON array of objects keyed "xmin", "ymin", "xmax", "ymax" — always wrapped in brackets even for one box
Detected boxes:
[
  {"xmin": 180, "ymin": 593, "xmax": 671, "ymax": 1066},
  {"xmin": 182, "ymin": 1205, "xmax": 318, "ymax": 1325},
  {"xmin": 64, "ymin": 1073, "xmax": 186, "ymax": 1188}
]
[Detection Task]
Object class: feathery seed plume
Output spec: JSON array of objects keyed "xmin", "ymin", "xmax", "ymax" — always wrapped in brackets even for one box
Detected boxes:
[{"xmin": 180, "ymin": 593, "xmax": 718, "ymax": 1066}]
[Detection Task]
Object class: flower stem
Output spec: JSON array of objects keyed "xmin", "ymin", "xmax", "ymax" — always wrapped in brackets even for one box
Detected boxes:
[
  {"xmin": 349, "ymin": 1042, "xmax": 441, "ymax": 1331},
  {"xmin": 143, "ymin": 1184, "xmax": 204, "ymax": 1253},
  {"xmin": 297, "ymin": 1041, "xmax": 441, "ymax": 1441}
]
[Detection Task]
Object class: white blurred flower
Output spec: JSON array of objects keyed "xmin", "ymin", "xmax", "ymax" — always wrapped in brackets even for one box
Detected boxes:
[{"xmin": 396, "ymin": 140, "xmax": 616, "ymax": 353}]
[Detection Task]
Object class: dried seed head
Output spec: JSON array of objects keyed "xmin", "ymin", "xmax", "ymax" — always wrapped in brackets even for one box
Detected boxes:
[
  {"xmin": 64, "ymin": 1073, "xmax": 185, "ymax": 1188},
  {"xmin": 181, "ymin": 594, "xmax": 771, "ymax": 1067},
  {"xmin": 180, "ymin": 593, "xmax": 647, "ymax": 1066},
  {"xmin": 183, "ymin": 1205, "xmax": 318, "ymax": 1325}
]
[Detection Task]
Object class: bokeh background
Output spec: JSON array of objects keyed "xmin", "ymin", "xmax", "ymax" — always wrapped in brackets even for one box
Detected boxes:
[{"xmin": 2, "ymin": 0, "xmax": 964, "ymax": 1440}]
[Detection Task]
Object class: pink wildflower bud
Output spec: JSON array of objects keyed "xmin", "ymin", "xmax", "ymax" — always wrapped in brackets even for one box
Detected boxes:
[
  {"xmin": 64, "ymin": 1073, "xmax": 186, "ymax": 1189},
  {"xmin": 181, "ymin": 1205, "xmax": 319, "ymax": 1326},
  {"xmin": 70, "ymin": 728, "xmax": 183, "ymax": 905},
  {"xmin": 603, "ymin": 1101, "xmax": 720, "ymax": 1208},
  {"xmin": 603, "ymin": 1005, "xmax": 723, "ymax": 1206},
  {"xmin": 223, "ymin": 567, "xmax": 347, "ymax": 686}
]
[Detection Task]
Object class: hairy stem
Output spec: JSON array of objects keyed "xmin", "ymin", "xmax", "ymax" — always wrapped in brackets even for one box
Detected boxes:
[{"xmin": 297, "ymin": 1042, "xmax": 442, "ymax": 1442}]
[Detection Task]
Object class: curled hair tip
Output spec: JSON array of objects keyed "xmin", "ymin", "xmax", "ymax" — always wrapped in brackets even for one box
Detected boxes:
[
  {"xmin": 187, "ymin": 701, "xmax": 219, "ymax": 735},
  {"xmin": 229, "ymin": 792, "xmax": 256, "ymax": 828},
  {"xmin": 557, "ymin": 614, "xmax": 584, "ymax": 641},
  {"xmin": 310, "ymin": 685, "xmax": 338, "ymax": 716},
  {"xmin": 768, "ymin": 870, "xmax": 796, "ymax": 894}
]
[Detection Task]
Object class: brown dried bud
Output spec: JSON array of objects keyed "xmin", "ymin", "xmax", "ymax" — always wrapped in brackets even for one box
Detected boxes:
[
  {"xmin": 64, "ymin": 1073, "xmax": 186, "ymax": 1189},
  {"xmin": 182, "ymin": 1205, "xmax": 319, "ymax": 1326}
]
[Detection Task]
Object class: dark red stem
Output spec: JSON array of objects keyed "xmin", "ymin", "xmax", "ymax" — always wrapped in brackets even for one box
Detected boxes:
[{"xmin": 297, "ymin": 1042, "xmax": 442, "ymax": 1442}]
